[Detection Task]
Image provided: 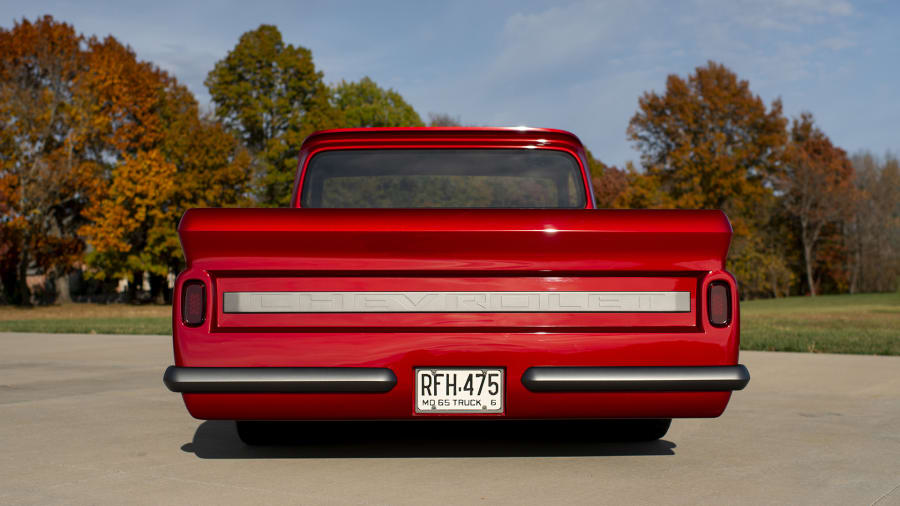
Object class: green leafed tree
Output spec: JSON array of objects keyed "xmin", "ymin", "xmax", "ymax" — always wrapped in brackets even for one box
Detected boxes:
[
  {"xmin": 333, "ymin": 76, "xmax": 424, "ymax": 128},
  {"xmin": 205, "ymin": 25, "xmax": 342, "ymax": 206},
  {"xmin": 427, "ymin": 112, "xmax": 462, "ymax": 127}
]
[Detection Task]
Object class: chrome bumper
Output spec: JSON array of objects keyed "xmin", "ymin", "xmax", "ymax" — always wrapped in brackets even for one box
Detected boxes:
[
  {"xmin": 521, "ymin": 365, "xmax": 750, "ymax": 392},
  {"xmin": 163, "ymin": 366, "xmax": 397, "ymax": 393}
]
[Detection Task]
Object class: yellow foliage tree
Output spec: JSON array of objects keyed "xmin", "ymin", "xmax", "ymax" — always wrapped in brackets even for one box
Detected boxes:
[
  {"xmin": 78, "ymin": 40, "xmax": 252, "ymax": 300},
  {"xmin": 80, "ymin": 150, "xmax": 176, "ymax": 283}
]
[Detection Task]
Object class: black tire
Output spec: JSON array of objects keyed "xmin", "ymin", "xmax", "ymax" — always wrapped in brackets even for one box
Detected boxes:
[{"xmin": 235, "ymin": 421, "xmax": 281, "ymax": 446}]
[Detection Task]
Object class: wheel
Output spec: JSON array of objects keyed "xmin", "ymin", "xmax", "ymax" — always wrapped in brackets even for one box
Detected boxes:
[{"xmin": 235, "ymin": 421, "xmax": 280, "ymax": 445}]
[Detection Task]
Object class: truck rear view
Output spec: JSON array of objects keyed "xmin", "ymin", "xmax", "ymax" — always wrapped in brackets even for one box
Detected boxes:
[{"xmin": 164, "ymin": 127, "xmax": 749, "ymax": 444}]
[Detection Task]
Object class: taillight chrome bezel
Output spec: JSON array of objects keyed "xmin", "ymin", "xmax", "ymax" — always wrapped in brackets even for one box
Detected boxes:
[
  {"xmin": 182, "ymin": 281, "xmax": 207, "ymax": 327},
  {"xmin": 707, "ymin": 281, "xmax": 732, "ymax": 327}
]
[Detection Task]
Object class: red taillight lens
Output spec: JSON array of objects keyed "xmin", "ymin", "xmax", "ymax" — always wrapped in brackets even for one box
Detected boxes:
[
  {"xmin": 182, "ymin": 282, "xmax": 206, "ymax": 327},
  {"xmin": 708, "ymin": 282, "xmax": 731, "ymax": 327}
]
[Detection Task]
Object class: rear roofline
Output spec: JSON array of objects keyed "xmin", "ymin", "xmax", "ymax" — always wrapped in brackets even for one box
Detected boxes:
[
  {"xmin": 290, "ymin": 127, "xmax": 594, "ymax": 208},
  {"xmin": 302, "ymin": 126, "xmax": 586, "ymax": 145}
]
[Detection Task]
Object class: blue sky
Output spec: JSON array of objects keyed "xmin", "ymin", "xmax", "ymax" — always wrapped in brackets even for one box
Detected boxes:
[{"xmin": 3, "ymin": 0, "xmax": 897, "ymax": 167}]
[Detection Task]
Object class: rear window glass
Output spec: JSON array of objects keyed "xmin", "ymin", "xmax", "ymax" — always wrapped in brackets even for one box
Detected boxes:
[{"xmin": 300, "ymin": 149, "xmax": 586, "ymax": 208}]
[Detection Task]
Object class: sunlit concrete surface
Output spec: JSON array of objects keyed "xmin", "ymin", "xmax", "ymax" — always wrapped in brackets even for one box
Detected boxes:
[{"xmin": 1, "ymin": 332, "xmax": 898, "ymax": 505}]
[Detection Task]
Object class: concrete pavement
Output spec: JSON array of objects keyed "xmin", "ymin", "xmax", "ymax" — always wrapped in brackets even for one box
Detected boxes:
[{"xmin": 1, "ymin": 332, "xmax": 898, "ymax": 505}]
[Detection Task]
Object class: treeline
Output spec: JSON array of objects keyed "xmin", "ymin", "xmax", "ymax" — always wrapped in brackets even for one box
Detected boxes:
[
  {"xmin": 1, "ymin": 16, "xmax": 897, "ymax": 305},
  {"xmin": 0, "ymin": 17, "xmax": 437, "ymax": 305},
  {"xmin": 587, "ymin": 62, "xmax": 899, "ymax": 298}
]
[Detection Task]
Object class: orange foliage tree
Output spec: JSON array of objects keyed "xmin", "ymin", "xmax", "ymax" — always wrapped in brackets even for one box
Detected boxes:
[
  {"xmin": 626, "ymin": 62, "xmax": 793, "ymax": 297},
  {"xmin": 80, "ymin": 150, "xmax": 177, "ymax": 291},
  {"xmin": 0, "ymin": 16, "xmax": 100, "ymax": 304},
  {"xmin": 79, "ymin": 36, "xmax": 251, "ymax": 301},
  {"xmin": 627, "ymin": 61, "xmax": 787, "ymax": 227},
  {"xmin": 778, "ymin": 113, "xmax": 857, "ymax": 296},
  {"xmin": 0, "ymin": 16, "xmax": 251, "ymax": 304}
]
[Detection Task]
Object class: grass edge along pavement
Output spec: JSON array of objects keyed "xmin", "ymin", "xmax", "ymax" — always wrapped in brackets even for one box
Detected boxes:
[
  {"xmin": 740, "ymin": 292, "xmax": 898, "ymax": 355},
  {"xmin": 0, "ymin": 293, "xmax": 897, "ymax": 355}
]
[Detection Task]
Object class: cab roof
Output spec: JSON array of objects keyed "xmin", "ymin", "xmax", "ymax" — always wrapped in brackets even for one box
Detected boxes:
[{"xmin": 301, "ymin": 126, "xmax": 586, "ymax": 149}]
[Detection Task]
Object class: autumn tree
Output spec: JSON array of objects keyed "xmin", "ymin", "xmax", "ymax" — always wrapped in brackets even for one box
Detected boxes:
[
  {"xmin": 75, "ymin": 35, "xmax": 180, "ymax": 300},
  {"xmin": 627, "ymin": 61, "xmax": 790, "ymax": 297},
  {"xmin": 80, "ymin": 36, "xmax": 251, "ymax": 302},
  {"xmin": 0, "ymin": 16, "xmax": 253, "ymax": 304},
  {"xmin": 80, "ymin": 150, "xmax": 176, "ymax": 294},
  {"xmin": 0, "ymin": 16, "xmax": 100, "ymax": 304},
  {"xmin": 581, "ymin": 149, "xmax": 624, "ymax": 208},
  {"xmin": 778, "ymin": 113, "xmax": 857, "ymax": 296},
  {"xmin": 627, "ymin": 61, "xmax": 787, "ymax": 225},
  {"xmin": 150, "ymin": 113, "xmax": 252, "ymax": 297},
  {"xmin": 582, "ymin": 150, "xmax": 668, "ymax": 210},
  {"xmin": 333, "ymin": 76, "xmax": 424, "ymax": 128},
  {"xmin": 206, "ymin": 25, "xmax": 341, "ymax": 206}
]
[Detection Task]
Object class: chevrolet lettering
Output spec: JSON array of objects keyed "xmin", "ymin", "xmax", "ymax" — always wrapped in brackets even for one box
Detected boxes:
[{"xmin": 223, "ymin": 291, "xmax": 692, "ymax": 313}]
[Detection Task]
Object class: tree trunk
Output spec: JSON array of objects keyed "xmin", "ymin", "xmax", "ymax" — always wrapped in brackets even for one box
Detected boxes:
[
  {"xmin": 54, "ymin": 272, "xmax": 72, "ymax": 304},
  {"xmin": 149, "ymin": 273, "xmax": 166, "ymax": 305},
  {"xmin": 770, "ymin": 265, "xmax": 778, "ymax": 298},
  {"xmin": 849, "ymin": 247, "xmax": 859, "ymax": 295},
  {"xmin": 127, "ymin": 270, "xmax": 142, "ymax": 303},
  {"xmin": 15, "ymin": 248, "xmax": 32, "ymax": 306},
  {"xmin": 803, "ymin": 242, "xmax": 816, "ymax": 297},
  {"xmin": 0, "ymin": 261, "xmax": 19, "ymax": 305}
]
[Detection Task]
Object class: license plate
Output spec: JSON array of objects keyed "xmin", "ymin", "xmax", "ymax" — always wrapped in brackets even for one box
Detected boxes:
[{"xmin": 415, "ymin": 368, "xmax": 504, "ymax": 413}]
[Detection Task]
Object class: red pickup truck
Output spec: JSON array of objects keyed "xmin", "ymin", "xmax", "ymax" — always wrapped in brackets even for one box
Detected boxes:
[{"xmin": 164, "ymin": 127, "xmax": 749, "ymax": 444}]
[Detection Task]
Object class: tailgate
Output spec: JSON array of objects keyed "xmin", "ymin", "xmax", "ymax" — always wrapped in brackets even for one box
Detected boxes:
[{"xmin": 178, "ymin": 208, "xmax": 731, "ymax": 332}]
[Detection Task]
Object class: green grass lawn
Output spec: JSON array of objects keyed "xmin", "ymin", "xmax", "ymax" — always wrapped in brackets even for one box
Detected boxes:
[
  {"xmin": 0, "ymin": 304, "xmax": 171, "ymax": 335},
  {"xmin": 0, "ymin": 317, "xmax": 171, "ymax": 335},
  {"xmin": 1, "ymin": 292, "xmax": 898, "ymax": 355},
  {"xmin": 740, "ymin": 292, "xmax": 899, "ymax": 355}
]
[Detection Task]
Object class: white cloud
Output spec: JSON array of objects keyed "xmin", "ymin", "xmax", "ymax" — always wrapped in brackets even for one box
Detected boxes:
[
  {"xmin": 779, "ymin": 0, "xmax": 853, "ymax": 16},
  {"xmin": 820, "ymin": 36, "xmax": 856, "ymax": 50},
  {"xmin": 488, "ymin": 1, "xmax": 651, "ymax": 82},
  {"xmin": 691, "ymin": 0, "xmax": 854, "ymax": 33}
]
